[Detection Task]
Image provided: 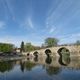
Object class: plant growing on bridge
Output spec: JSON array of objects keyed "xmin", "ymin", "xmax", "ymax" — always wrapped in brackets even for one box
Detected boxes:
[{"xmin": 44, "ymin": 37, "xmax": 59, "ymax": 47}]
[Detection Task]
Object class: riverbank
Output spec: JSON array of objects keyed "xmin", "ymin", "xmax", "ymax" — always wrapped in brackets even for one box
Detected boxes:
[{"xmin": 0, "ymin": 56, "xmax": 26, "ymax": 61}]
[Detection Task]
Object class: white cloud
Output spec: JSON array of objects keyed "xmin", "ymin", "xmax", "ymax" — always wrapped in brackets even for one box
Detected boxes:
[
  {"xmin": 28, "ymin": 18, "xmax": 34, "ymax": 28},
  {"xmin": 0, "ymin": 21, "xmax": 5, "ymax": 29},
  {"xmin": 0, "ymin": 34, "xmax": 43, "ymax": 47},
  {"xmin": 21, "ymin": 17, "xmax": 34, "ymax": 29},
  {"xmin": 49, "ymin": 27, "xmax": 55, "ymax": 33},
  {"xmin": 45, "ymin": 20, "xmax": 56, "ymax": 34}
]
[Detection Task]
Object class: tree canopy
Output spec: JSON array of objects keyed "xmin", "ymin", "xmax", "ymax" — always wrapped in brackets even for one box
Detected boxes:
[
  {"xmin": 0, "ymin": 43, "xmax": 14, "ymax": 52},
  {"xmin": 45, "ymin": 37, "xmax": 59, "ymax": 47},
  {"xmin": 24, "ymin": 43, "xmax": 40, "ymax": 52}
]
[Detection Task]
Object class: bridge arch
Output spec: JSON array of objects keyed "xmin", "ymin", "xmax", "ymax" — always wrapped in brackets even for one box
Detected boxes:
[
  {"xmin": 33, "ymin": 51, "xmax": 39, "ymax": 56},
  {"xmin": 45, "ymin": 49, "xmax": 52, "ymax": 56},
  {"xmin": 27, "ymin": 53, "xmax": 30, "ymax": 56},
  {"xmin": 57, "ymin": 47, "xmax": 70, "ymax": 56}
]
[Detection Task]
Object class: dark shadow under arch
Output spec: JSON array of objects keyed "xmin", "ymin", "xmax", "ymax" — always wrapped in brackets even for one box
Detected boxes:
[
  {"xmin": 45, "ymin": 56, "xmax": 52, "ymax": 64},
  {"xmin": 57, "ymin": 47, "xmax": 70, "ymax": 56},
  {"xmin": 58, "ymin": 55, "xmax": 71, "ymax": 66},
  {"xmin": 58, "ymin": 47, "xmax": 71, "ymax": 66},
  {"xmin": 33, "ymin": 51, "xmax": 39, "ymax": 57},
  {"xmin": 27, "ymin": 53, "xmax": 30, "ymax": 56},
  {"xmin": 45, "ymin": 49, "xmax": 52, "ymax": 57}
]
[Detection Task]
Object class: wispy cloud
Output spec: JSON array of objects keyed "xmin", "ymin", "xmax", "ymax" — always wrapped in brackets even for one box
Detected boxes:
[
  {"xmin": 2, "ymin": 0, "xmax": 15, "ymax": 20},
  {"xmin": 49, "ymin": 27, "xmax": 56, "ymax": 33},
  {"xmin": 21, "ymin": 17, "xmax": 34, "ymax": 29},
  {"xmin": 59, "ymin": 33, "xmax": 80, "ymax": 44},
  {"xmin": 45, "ymin": 0, "xmax": 80, "ymax": 37},
  {"xmin": 45, "ymin": 18, "xmax": 57, "ymax": 34},
  {"xmin": 28, "ymin": 18, "xmax": 34, "ymax": 29},
  {"xmin": 0, "ymin": 21, "xmax": 5, "ymax": 29}
]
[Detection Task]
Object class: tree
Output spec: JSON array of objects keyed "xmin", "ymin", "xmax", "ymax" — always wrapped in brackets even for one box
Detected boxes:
[
  {"xmin": 0, "ymin": 43, "xmax": 14, "ymax": 52},
  {"xmin": 24, "ymin": 43, "xmax": 40, "ymax": 52},
  {"xmin": 45, "ymin": 37, "xmax": 59, "ymax": 47},
  {"xmin": 20, "ymin": 41, "xmax": 25, "ymax": 53},
  {"xmin": 24, "ymin": 43, "xmax": 35, "ymax": 52},
  {"xmin": 76, "ymin": 40, "xmax": 80, "ymax": 46}
]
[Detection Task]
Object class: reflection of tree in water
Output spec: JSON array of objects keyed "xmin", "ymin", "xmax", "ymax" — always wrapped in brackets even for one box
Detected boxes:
[
  {"xmin": 46, "ymin": 66, "xmax": 61, "ymax": 76},
  {"xmin": 45, "ymin": 56, "xmax": 52, "ymax": 64},
  {"xmin": 25, "ymin": 61, "xmax": 36, "ymax": 71},
  {"xmin": 20, "ymin": 61, "xmax": 25, "ymax": 72},
  {"xmin": 20, "ymin": 61, "xmax": 37, "ymax": 72},
  {"xmin": 0, "ymin": 61, "xmax": 14, "ymax": 73}
]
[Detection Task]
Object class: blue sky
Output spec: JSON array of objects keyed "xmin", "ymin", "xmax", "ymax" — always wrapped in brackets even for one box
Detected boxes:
[{"xmin": 0, "ymin": 0, "xmax": 80, "ymax": 47}]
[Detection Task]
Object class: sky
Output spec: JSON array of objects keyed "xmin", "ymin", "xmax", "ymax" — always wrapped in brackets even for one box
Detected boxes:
[{"xmin": 0, "ymin": 0, "xmax": 80, "ymax": 47}]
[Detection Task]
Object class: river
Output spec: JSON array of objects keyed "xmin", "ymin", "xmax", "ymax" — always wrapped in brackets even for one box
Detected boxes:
[{"xmin": 0, "ymin": 56, "xmax": 80, "ymax": 80}]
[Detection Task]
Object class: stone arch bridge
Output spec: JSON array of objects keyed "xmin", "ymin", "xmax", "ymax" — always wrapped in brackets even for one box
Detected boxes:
[{"xmin": 22, "ymin": 45, "xmax": 80, "ymax": 56}]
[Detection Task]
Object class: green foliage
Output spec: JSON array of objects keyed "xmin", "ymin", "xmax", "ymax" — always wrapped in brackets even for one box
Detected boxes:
[
  {"xmin": 0, "ymin": 61, "xmax": 13, "ymax": 73},
  {"xmin": 24, "ymin": 43, "xmax": 40, "ymax": 52},
  {"xmin": 20, "ymin": 41, "xmax": 25, "ymax": 52},
  {"xmin": 46, "ymin": 66, "xmax": 61, "ymax": 75},
  {"xmin": 25, "ymin": 61, "xmax": 36, "ymax": 71},
  {"xmin": 0, "ymin": 43, "xmax": 14, "ymax": 52},
  {"xmin": 59, "ymin": 47, "xmax": 70, "ymax": 56},
  {"xmin": 45, "ymin": 37, "xmax": 59, "ymax": 47},
  {"xmin": 24, "ymin": 43, "xmax": 35, "ymax": 52}
]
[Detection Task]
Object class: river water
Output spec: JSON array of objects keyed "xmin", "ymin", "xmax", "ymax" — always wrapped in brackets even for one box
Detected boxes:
[{"xmin": 0, "ymin": 56, "xmax": 80, "ymax": 80}]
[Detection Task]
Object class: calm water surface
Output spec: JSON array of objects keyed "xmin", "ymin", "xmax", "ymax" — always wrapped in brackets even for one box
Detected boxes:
[{"xmin": 0, "ymin": 56, "xmax": 80, "ymax": 80}]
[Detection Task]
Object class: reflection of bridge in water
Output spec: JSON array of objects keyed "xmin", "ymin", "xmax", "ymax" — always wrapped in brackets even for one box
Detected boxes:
[
  {"xmin": 0, "ymin": 56, "xmax": 80, "ymax": 73},
  {"xmin": 21, "ymin": 56, "xmax": 80, "ymax": 70},
  {"xmin": 22, "ymin": 45, "xmax": 80, "ymax": 56}
]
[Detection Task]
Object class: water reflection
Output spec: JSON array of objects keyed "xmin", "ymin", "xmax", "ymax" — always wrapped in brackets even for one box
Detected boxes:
[
  {"xmin": 20, "ymin": 60, "xmax": 37, "ymax": 72},
  {"xmin": 45, "ymin": 66, "xmax": 61, "ymax": 76},
  {"xmin": 58, "ymin": 56, "xmax": 71, "ymax": 66},
  {"xmin": 34, "ymin": 56, "xmax": 38, "ymax": 62},
  {"xmin": 0, "ymin": 55, "xmax": 80, "ymax": 80},
  {"xmin": 45, "ymin": 56, "xmax": 52, "ymax": 64},
  {"xmin": 20, "ymin": 61, "xmax": 25, "ymax": 72},
  {"xmin": 58, "ymin": 52, "xmax": 71, "ymax": 66},
  {"xmin": 58, "ymin": 47, "xmax": 71, "ymax": 66},
  {"xmin": 25, "ymin": 61, "xmax": 36, "ymax": 71},
  {"xmin": 0, "ymin": 61, "xmax": 14, "ymax": 73},
  {"xmin": 27, "ymin": 57, "xmax": 30, "ymax": 61}
]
